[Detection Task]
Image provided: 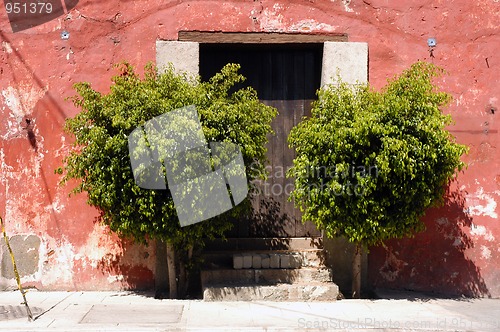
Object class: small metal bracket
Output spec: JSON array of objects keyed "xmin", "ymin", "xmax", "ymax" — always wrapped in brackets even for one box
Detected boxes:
[
  {"xmin": 427, "ymin": 38, "xmax": 436, "ymax": 58},
  {"xmin": 61, "ymin": 31, "xmax": 70, "ymax": 40}
]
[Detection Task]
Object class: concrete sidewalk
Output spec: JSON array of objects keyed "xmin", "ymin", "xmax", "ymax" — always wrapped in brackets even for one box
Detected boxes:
[{"xmin": 1, "ymin": 290, "xmax": 499, "ymax": 331}]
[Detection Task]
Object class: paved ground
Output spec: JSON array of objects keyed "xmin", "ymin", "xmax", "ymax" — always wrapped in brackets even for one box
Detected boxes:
[{"xmin": 0, "ymin": 290, "xmax": 499, "ymax": 331}]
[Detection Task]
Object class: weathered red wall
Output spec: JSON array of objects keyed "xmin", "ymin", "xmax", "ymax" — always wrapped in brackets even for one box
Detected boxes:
[{"xmin": 0, "ymin": 1, "xmax": 498, "ymax": 294}]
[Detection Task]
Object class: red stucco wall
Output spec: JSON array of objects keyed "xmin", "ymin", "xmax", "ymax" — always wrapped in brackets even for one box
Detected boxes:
[{"xmin": 0, "ymin": 1, "xmax": 498, "ymax": 295}]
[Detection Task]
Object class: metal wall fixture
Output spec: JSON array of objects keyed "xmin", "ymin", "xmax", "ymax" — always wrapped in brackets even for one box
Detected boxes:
[
  {"xmin": 427, "ymin": 38, "xmax": 437, "ymax": 58},
  {"xmin": 61, "ymin": 31, "xmax": 70, "ymax": 40}
]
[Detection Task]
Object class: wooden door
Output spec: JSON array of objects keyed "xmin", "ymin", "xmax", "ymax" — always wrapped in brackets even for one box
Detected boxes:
[{"xmin": 200, "ymin": 44, "xmax": 322, "ymax": 237}]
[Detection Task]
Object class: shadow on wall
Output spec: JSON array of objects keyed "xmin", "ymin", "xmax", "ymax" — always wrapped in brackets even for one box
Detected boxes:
[
  {"xmin": 368, "ymin": 186, "xmax": 490, "ymax": 298},
  {"xmin": 95, "ymin": 226, "xmax": 155, "ymax": 291},
  {"xmin": 248, "ymin": 197, "xmax": 294, "ymax": 241},
  {"xmin": 222, "ymin": 195, "xmax": 293, "ymax": 244}
]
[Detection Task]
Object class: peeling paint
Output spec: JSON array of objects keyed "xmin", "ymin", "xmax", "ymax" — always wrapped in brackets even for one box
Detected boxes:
[
  {"xmin": 259, "ymin": 7, "xmax": 285, "ymax": 31},
  {"xmin": 107, "ymin": 274, "xmax": 125, "ymax": 284},
  {"xmin": 44, "ymin": 196, "xmax": 65, "ymax": 214},
  {"xmin": 75, "ymin": 223, "xmax": 123, "ymax": 270},
  {"xmin": 1, "ymin": 84, "xmax": 47, "ymax": 140},
  {"xmin": 1, "ymin": 85, "xmax": 46, "ymax": 119},
  {"xmin": 1, "ymin": 41, "xmax": 13, "ymax": 54},
  {"xmin": 53, "ymin": 135, "xmax": 69, "ymax": 158},
  {"xmin": 40, "ymin": 237, "xmax": 75, "ymax": 286},
  {"xmin": 481, "ymin": 245, "xmax": 492, "ymax": 260},
  {"xmin": 470, "ymin": 224, "xmax": 496, "ymax": 241},
  {"xmin": 466, "ymin": 188, "xmax": 498, "ymax": 219},
  {"xmin": 66, "ymin": 50, "xmax": 73, "ymax": 60},
  {"xmin": 0, "ymin": 149, "xmax": 14, "ymax": 184},
  {"xmin": 290, "ymin": 19, "xmax": 338, "ymax": 32},
  {"xmin": 342, "ymin": 0, "xmax": 354, "ymax": 12},
  {"xmin": 379, "ymin": 250, "xmax": 407, "ymax": 282}
]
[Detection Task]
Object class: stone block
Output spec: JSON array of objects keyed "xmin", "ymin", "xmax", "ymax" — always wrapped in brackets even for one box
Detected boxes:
[
  {"xmin": 290, "ymin": 254, "xmax": 303, "ymax": 268},
  {"xmin": 321, "ymin": 42, "xmax": 368, "ymax": 86},
  {"xmin": 233, "ymin": 254, "xmax": 243, "ymax": 269},
  {"xmin": 261, "ymin": 254, "xmax": 270, "ymax": 269},
  {"xmin": 280, "ymin": 255, "xmax": 291, "ymax": 269},
  {"xmin": 156, "ymin": 41, "xmax": 199, "ymax": 76},
  {"xmin": 252, "ymin": 255, "xmax": 262, "ymax": 269},
  {"xmin": 203, "ymin": 283, "xmax": 339, "ymax": 301},
  {"xmin": 269, "ymin": 254, "xmax": 280, "ymax": 269},
  {"xmin": 242, "ymin": 255, "xmax": 252, "ymax": 269},
  {"xmin": 298, "ymin": 284, "xmax": 340, "ymax": 301}
]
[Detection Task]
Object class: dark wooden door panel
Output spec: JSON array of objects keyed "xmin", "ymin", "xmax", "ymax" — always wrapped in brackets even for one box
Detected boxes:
[
  {"xmin": 250, "ymin": 98, "xmax": 320, "ymax": 237},
  {"xmin": 200, "ymin": 44, "xmax": 322, "ymax": 238}
]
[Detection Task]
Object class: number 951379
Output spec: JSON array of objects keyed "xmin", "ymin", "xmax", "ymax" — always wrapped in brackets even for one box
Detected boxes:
[{"xmin": 5, "ymin": 2, "xmax": 53, "ymax": 14}]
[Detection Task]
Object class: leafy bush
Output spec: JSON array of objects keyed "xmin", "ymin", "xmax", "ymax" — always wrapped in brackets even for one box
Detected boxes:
[
  {"xmin": 59, "ymin": 62, "xmax": 277, "ymax": 296},
  {"xmin": 288, "ymin": 62, "xmax": 468, "ymax": 296}
]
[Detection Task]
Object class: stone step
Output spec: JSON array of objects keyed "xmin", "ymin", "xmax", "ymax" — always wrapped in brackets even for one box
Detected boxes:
[
  {"xmin": 201, "ymin": 268, "xmax": 333, "ymax": 288},
  {"xmin": 204, "ymin": 237, "xmax": 323, "ymax": 251},
  {"xmin": 202, "ymin": 249, "xmax": 325, "ymax": 269},
  {"xmin": 203, "ymin": 283, "xmax": 339, "ymax": 301}
]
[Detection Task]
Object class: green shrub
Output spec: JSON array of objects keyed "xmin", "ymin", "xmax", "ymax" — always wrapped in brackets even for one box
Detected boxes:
[
  {"xmin": 288, "ymin": 62, "xmax": 468, "ymax": 296},
  {"xmin": 59, "ymin": 62, "xmax": 277, "ymax": 297}
]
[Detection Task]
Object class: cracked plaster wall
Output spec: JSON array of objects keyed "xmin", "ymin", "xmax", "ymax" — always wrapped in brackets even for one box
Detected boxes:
[{"xmin": 0, "ymin": 0, "xmax": 498, "ymax": 294}]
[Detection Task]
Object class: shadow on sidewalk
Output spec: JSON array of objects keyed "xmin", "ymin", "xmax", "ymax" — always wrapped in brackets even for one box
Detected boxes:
[{"xmin": 370, "ymin": 288, "xmax": 479, "ymax": 302}]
